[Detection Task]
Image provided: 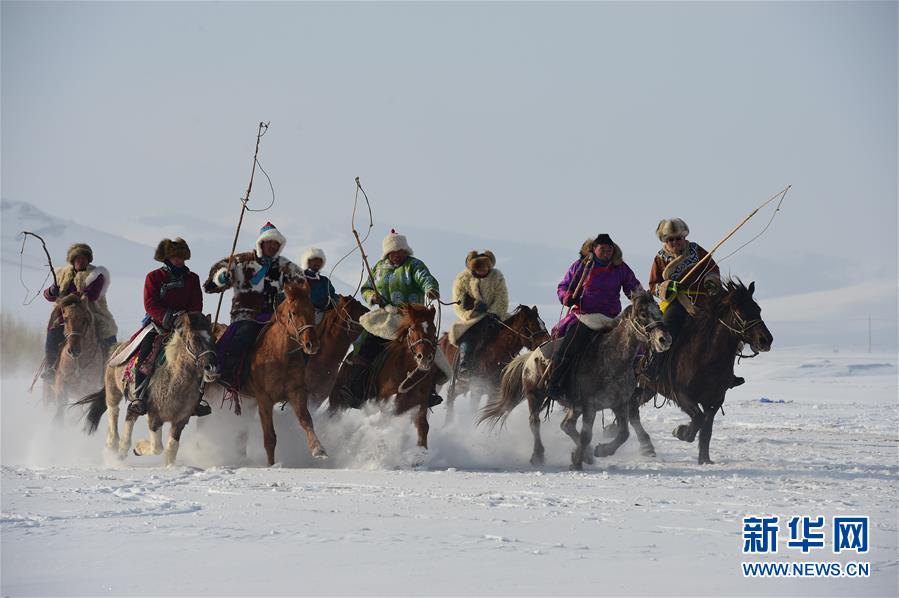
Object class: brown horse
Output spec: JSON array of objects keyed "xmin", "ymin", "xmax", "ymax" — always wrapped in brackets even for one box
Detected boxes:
[
  {"xmin": 634, "ymin": 279, "xmax": 773, "ymax": 464},
  {"xmin": 215, "ymin": 280, "xmax": 322, "ymax": 466},
  {"xmin": 438, "ymin": 305, "xmax": 550, "ymax": 417},
  {"xmin": 305, "ymin": 295, "xmax": 370, "ymax": 407},
  {"xmin": 329, "ymin": 304, "xmax": 439, "ymax": 451},
  {"xmin": 46, "ymin": 295, "xmax": 104, "ymax": 421}
]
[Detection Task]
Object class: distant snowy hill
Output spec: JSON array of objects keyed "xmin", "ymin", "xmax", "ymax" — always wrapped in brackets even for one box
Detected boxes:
[{"xmin": 1, "ymin": 199, "xmax": 895, "ymax": 350}]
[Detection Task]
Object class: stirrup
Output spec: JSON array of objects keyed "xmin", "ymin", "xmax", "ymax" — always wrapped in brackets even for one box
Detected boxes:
[
  {"xmin": 427, "ymin": 392, "xmax": 443, "ymax": 408},
  {"xmin": 127, "ymin": 399, "xmax": 149, "ymax": 417}
]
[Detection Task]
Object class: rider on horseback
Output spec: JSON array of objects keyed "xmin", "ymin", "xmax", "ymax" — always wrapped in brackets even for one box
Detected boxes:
[
  {"xmin": 127, "ymin": 238, "xmax": 208, "ymax": 417},
  {"xmin": 449, "ymin": 250, "xmax": 509, "ymax": 382},
  {"xmin": 547, "ymin": 233, "xmax": 643, "ymax": 401},
  {"xmin": 203, "ymin": 222, "xmax": 305, "ymax": 392},
  {"xmin": 336, "ymin": 229, "xmax": 444, "ymax": 407},
  {"xmin": 648, "ymin": 218, "xmax": 743, "ymax": 388},
  {"xmin": 42, "ymin": 243, "xmax": 118, "ymax": 381},
  {"xmin": 300, "ymin": 247, "xmax": 339, "ymax": 314}
]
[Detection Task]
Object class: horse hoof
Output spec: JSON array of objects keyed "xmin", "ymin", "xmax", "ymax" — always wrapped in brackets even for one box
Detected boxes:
[
  {"xmin": 593, "ymin": 444, "xmax": 614, "ymax": 458},
  {"xmin": 698, "ymin": 456, "xmax": 715, "ymax": 465},
  {"xmin": 529, "ymin": 453, "xmax": 545, "ymax": 467},
  {"xmin": 640, "ymin": 446, "xmax": 657, "ymax": 457},
  {"xmin": 133, "ymin": 448, "xmax": 141, "ymax": 456},
  {"xmin": 569, "ymin": 461, "xmax": 583, "ymax": 471},
  {"xmin": 312, "ymin": 448, "xmax": 329, "ymax": 460},
  {"xmin": 583, "ymin": 452, "xmax": 595, "ymax": 465},
  {"xmin": 673, "ymin": 425, "xmax": 695, "ymax": 442}
]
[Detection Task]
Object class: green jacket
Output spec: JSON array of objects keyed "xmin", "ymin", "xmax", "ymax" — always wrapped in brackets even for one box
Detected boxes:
[{"xmin": 362, "ymin": 257, "xmax": 439, "ymax": 307}]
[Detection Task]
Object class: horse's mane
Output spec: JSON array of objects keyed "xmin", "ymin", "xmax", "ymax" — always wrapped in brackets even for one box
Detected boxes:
[
  {"xmin": 56, "ymin": 294, "xmax": 84, "ymax": 309},
  {"xmin": 283, "ymin": 279, "xmax": 311, "ymax": 302},
  {"xmin": 163, "ymin": 313, "xmax": 212, "ymax": 371},
  {"xmin": 389, "ymin": 303, "xmax": 434, "ymax": 347}
]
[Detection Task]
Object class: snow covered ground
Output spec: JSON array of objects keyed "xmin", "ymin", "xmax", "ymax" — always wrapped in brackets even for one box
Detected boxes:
[{"xmin": 2, "ymin": 346, "xmax": 897, "ymax": 596}]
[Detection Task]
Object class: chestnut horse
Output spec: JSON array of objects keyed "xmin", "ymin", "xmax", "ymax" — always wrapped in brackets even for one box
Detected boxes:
[
  {"xmin": 46, "ymin": 295, "xmax": 104, "ymax": 422},
  {"xmin": 633, "ymin": 279, "xmax": 773, "ymax": 464},
  {"xmin": 305, "ymin": 295, "xmax": 370, "ymax": 407},
  {"xmin": 224, "ymin": 280, "xmax": 323, "ymax": 466},
  {"xmin": 329, "ymin": 304, "xmax": 439, "ymax": 451},
  {"xmin": 438, "ymin": 305, "xmax": 550, "ymax": 417}
]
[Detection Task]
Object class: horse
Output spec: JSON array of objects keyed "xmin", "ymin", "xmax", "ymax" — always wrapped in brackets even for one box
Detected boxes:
[
  {"xmin": 305, "ymin": 295, "xmax": 370, "ymax": 407},
  {"xmin": 219, "ymin": 280, "xmax": 324, "ymax": 467},
  {"xmin": 45, "ymin": 294, "xmax": 104, "ymax": 422},
  {"xmin": 633, "ymin": 279, "xmax": 773, "ymax": 464},
  {"xmin": 438, "ymin": 305, "xmax": 550, "ymax": 418},
  {"xmin": 329, "ymin": 304, "xmax": 439, "ymax": 452},
  {"xmin": 479, "ymin": 291, "xmax": 672, "ymax": 470},
  {"xmin": 76, "ymin": 312, "xmax": 219, "ymax": 466}
]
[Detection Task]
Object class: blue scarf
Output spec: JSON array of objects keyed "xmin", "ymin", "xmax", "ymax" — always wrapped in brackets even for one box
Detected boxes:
[{"xmin": 251, "ymin": 256, "xmax": 273, "ymax": 286}]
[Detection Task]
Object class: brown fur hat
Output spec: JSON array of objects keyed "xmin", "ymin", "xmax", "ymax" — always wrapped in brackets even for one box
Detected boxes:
[
  {"xmin": 579, "ymin": 238, "xmax": 623, "ymax": 266},
  {"xmin": 466, "ymin": 250, "xmax": 496, "ymax": 272},
  {"xmin": 154, "ymin": 238, "xmax": 191, "ymax": 262},
  {"xmin": 656, "ymin": 218, "xmax": 690, "ymax": 242},
  {"xmin": 66, "ymin": 243, "xmax": 93, "ymax": 265}
]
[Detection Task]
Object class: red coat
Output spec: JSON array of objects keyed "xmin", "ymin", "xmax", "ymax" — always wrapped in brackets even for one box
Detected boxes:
[{"xmin": 144, "ymin": 267, "xmax": 203, "ymax": 327}]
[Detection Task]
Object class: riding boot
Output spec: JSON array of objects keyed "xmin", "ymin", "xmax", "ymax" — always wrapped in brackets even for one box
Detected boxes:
[
  {"xmin": 194, "ymin": 398, "xmax": 212, "ymax": 417},
  {"xmin": 455, "ymin": 337, "xmax": 474, "ymax": 382},
  {"xmin": 546, "ymin": 322, "xmax": 587, "ymax": 400},
  {"xmin": 427, "ymin": 383, "xmax": 443, "ymax": 408},
  {"xmin": 127, "ymin": 369, "xmax": 150, "ymax": 417},
  {"xmin": 338, "ymin": 357, "xmax": 371, "ymax": 408},
  {"xmin": 729, "ymin": 375, "xmax": 745, "ymax": 388},
  {"xmin": 42, "ymin": 326, "xmax": 65, "ymax": 381}
]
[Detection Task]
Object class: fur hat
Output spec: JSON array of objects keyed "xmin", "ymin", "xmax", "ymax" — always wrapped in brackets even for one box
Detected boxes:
[
  {"xmin": 594, "ymin": 233, "xmax": 614, "ymax": 246},
  {"xmin": 154, "ymin": 238, "xmax": 191, "ymax": 262},
  {"xmin": 579, "ymin": 237, "xmax": 623, "ymax": 266},
  {"xmin": 256, "ymin": 222, "xmax": 286, "ymax": 257},
  {"xmin": 656, "ymin": 218, "xmax": 690, "ymax": 242},
  {"xmin": 300, "ymin": 247, "xmax": 327, "ymax": 270},
  {"xmin": 382, "ymin": 228, "xmax": 413, "ymax": 258},
  {"xmin": 466, "ymin": 250, "xmax": 496, "ymax": 272},
  {"xmin": 66, "ymin": 243, "xmax": 93, "ymax": 265}
]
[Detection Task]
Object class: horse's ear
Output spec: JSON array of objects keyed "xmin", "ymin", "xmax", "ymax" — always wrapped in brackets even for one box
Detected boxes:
[
  {"xmin": 532, "ymin": 305, "xmax": 538, "ymax": 312},
  {"xmin": 205, "ymin": 313, "xmax": 213, "ymax": 329},
  {"xmin": 748, "ymin": 281, "xmax": 755, "ymax": 296}
]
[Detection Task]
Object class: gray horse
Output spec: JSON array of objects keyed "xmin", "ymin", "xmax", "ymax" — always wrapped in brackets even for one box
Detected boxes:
[
  {"xmin": 480, "ymin": 291, "xmax": 671, "ymax": 470},
  {"xmin": 76, "ymin": 312, "xmax": 219, "ymax": 466}
]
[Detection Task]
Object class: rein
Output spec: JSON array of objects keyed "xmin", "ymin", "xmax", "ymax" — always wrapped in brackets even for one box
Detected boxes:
[
  {"xmin": 285, "ymin": 309, "xmax": 315, "ymax": 349},
  {"xmin": 397, "ymin": 323, "xmax": 437, "ymax": 394},
  {"xmin": 717, "ymin": 310, "xmax": 763, "ymax": 359}
]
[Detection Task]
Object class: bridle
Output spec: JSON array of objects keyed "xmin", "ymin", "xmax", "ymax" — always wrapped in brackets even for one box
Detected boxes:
[
  {"xmin": 62, "ymin": 303, "xmax": 97, "ymax": 374},
  {"xmin": 718, "ymin": 308, "xmax": 765, "ymax": 359},
  {"xmin": 285, "ymin": 308, "xmax": 316, "ymax": 348},
  {"xmin": 625, "ymin": 307, "xmax": 666, "ymax": 344},
  {"xmin": 397, "ymin": 320, "xmax": 437, "ymax": 393}
]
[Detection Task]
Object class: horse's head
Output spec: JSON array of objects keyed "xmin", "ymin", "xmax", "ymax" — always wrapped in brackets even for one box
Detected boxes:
[
  {"xmin": 721, "ymin": 280, "xmax": 773, "ymax": 353},
  {"xmin": 57, "ymin": 294, "xmax": 93, "ymax": 359},
  {"xmin": 336, "ymin": 295, "xmax": 370, "ymax": 325},
  {"xmin": 508, "ymin": 305, "xmax": 551, "ymax": 349},
  {"xmin": 396, "ymin": 303, "xmax": 437, "ymax": 371},
  {"xmin": 281, "ymin": 280, "xmax": 320, "ymax": 355},
  {"xmin": 170, "ymin": 312, "xmax": 220, "ymax": 383},
  {"xmin": 628, "ymin": 290, "xmax": 672, "ymax": 353}
]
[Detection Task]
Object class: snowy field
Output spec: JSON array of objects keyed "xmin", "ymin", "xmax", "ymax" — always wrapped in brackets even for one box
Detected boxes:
[{"xmin": 2, "ymin": 346, "xmax": 897, "ymax": 596}]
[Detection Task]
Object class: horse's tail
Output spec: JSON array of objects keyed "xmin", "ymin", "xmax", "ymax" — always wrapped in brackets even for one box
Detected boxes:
[
  {"xmin": 72, "ymin": 384, "xmax": 108, "ymax": 435},
  {"xmin": 478, "ymin": 352, "xmax": 529, "ymax": 429}
]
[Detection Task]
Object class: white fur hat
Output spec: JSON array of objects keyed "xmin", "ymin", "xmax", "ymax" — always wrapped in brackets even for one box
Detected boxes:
[
  {"xmin": 381, "ymin": 228, "xmax": 413, "ymax": 258},
  {"xmin": 300, "ymin": 247, "xmax": 326, "ymax": 270},
  {"xmin": 656, "ymin": 218, "xmax": 690, "ymax": 242},
  {"xmin": 256, "ymin": 222, "xmax": 286, "ymax": 257}
]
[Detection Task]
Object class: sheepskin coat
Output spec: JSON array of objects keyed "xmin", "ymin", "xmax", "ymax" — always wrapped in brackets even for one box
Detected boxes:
[
  {"xmin": 45, "ymin": 264, "xmax": 118, "ymax": 339},
  {"xmin": 203, "ymin": 250, "xmax": 305, "ymax": 322},
  {"xmin": 447, "ymin": 268, "xmax": 509, "ymax": 345}
]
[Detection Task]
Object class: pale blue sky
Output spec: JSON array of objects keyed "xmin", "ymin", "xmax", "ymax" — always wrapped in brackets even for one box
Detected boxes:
[{"xmin": 2, "ymin": 1, "xmax": 896, "ymax": 283}]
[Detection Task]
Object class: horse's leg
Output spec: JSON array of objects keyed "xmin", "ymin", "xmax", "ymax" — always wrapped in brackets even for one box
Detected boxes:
[
  {"xmin": 258, "ymin": 399, "xmax": 278, "ymax": 467},
  {"xmin": 673, "ymin": 395, "xmax": 704, "ymax": 443},
  {"xmin": 697, "ymin": 404, "xmax": 721, "ymax": 465},
  {"xmin": 627, "ymin": 392, "xmax": 656, "ymax": 457},
  {"xmin": 289, "ymin": 395, "xmax": 328, "ymax": 459},
  {"xmin": 415, "ymin": 402, "xmax": 430, "ymax": 450},
  {"xmin": 559, "ymin": 406, "xmax": 583, "ymax": 469},
  {"xmin": 578, "ymin": 405, "xmax": 597, "ymax": 467},
  {"xmin": 163, "ymin": 418, "xmax": 189, "ymax": 467},
  {"xmin": 105, "ymin": 379, "xmax": 123, "ymax": 450},
  {"xmin": 527, "ymin": 392, "xmax": 545, "ymax": 466},
  {"xmin": 594, "ymin": 402, "xmax": 630, "ymax": 458},
  {"xmin": 134, "ymin": 413, "xmax": 164, "ymax": 456}
]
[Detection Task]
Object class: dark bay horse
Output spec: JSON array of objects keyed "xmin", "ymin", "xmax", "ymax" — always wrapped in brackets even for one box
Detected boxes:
[
  {"xmin": 329, "ymin": 304, "xmax": 439, "ymax": 452},
  {"xmin": 438, "ymin": 305, "xmax": 550, "ymax": 417},
  {"xmin": 305, "ymin": 295, "xmax": 369, "ymax": 407},
  {"xmin": 46, "ymin": 295, "xmax": 104, "ymax": 421},
  {"xmin": 634, "ymin": 279, "xmax": 773, "ymax": 464},
  {"xmin": 77, "ymin": 312, "xmax": 219, "ymax": 465},
  {"xmin": 480, "ymin": 291, "xmax": 672, "ymax": 470},
  {"xmin": 232, "ymin": 280, "xmax": 323, "ymax": 466}
]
